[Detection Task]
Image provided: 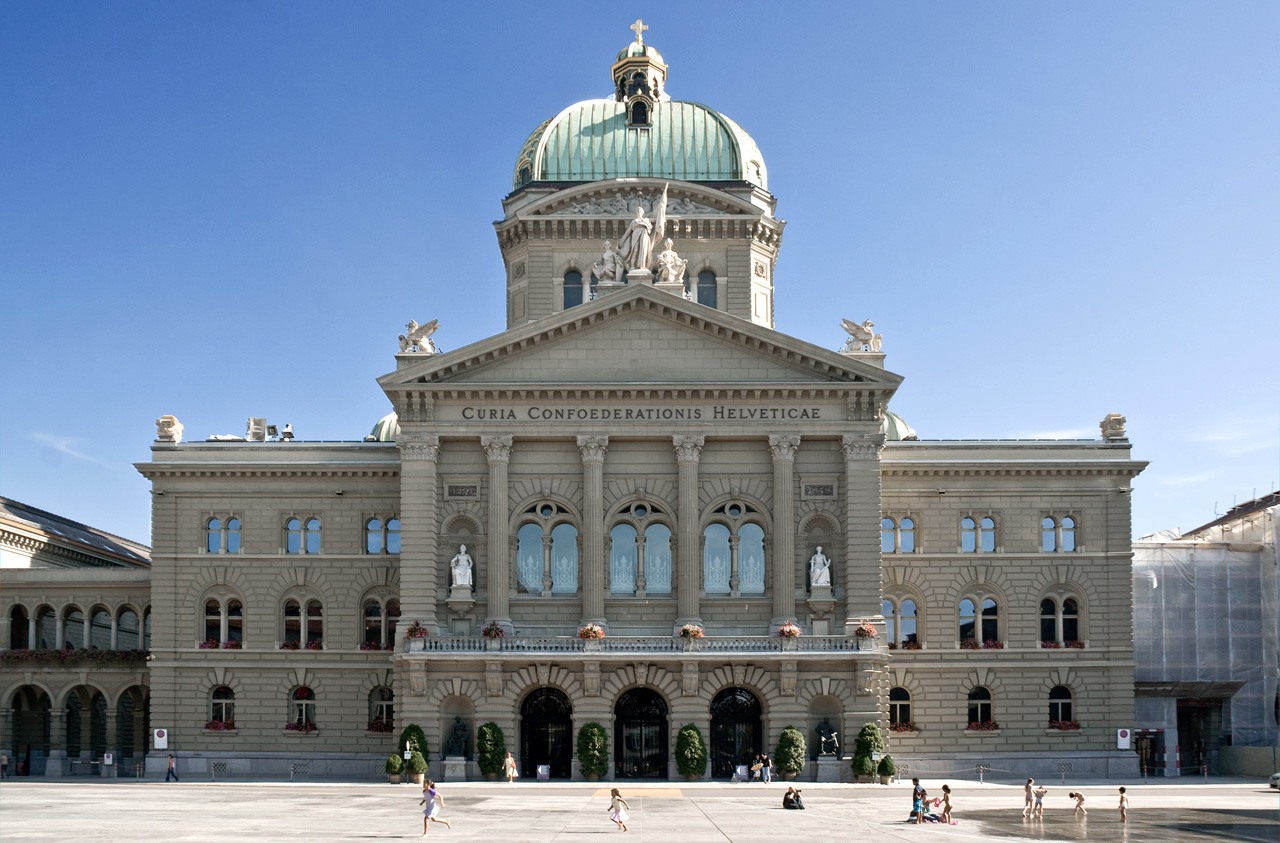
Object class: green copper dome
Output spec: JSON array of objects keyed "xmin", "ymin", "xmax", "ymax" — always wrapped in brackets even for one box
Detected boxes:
[{"xmin": 513, "ymin": 99, "xmax": 767, "ymax": 190}]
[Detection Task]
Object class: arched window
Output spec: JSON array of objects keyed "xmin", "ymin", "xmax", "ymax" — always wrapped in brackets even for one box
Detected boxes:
[
  {"xmin": 1042, "ymin": 515, "xmax": 1078, "ymax": 552},
  {"xmin": 64, "ymin": 606, "xmax": 85, "ymax": 649},
  {"xmin": 209, "ymin": 686, "xmax": 235, "ymax": 728},
  {"xmin": 203, "ymin": 597, "xmax": 243, "ymax": 647},
  {"xmin": 961, "ymin": 516, "xmax": 997, "ymax": 553},
  {"xmin": 369, "ymin": 686, "xmax": 394, "ymax": 731},
  {"xmin": 889, "ymin": 687, "xmax": 912, "ymax": 726},
  {"xmin": 608, "ymin": 503, "xmax": 673, "ymax": 596},
  {"xmin": 1040, "ymin": 596, "xmax": 1082, "ymax": 647},
  {"xmin": 117, "ymin": 608, "xmax": 140, "ymax": 650},
  {"xmin": 205, "ymin": 599, "xmax": 222, "ymax": 642},
  {"xmin": 36, "ymin": 606, "xmax": 56, "ymax": 649},
  {"xmin": 629, "ymin": 101, "xmax": 649, "ymax": 126},
  {"xmin": 644, "ymin": 523, "xmax": 673, "ymax": 594},
  {"xmin": 89, "ymin": 607, "xmax": 112, "ymax": 649},
  {"xmin": 1048, "ymin": 686, "xmax": 1074, "ymax": 726},
  {"xmin": 9, "ymin": 605, "xmax": 30, "ymax": 650},
  {"xmin": 365, "ymin": 517, "xmax": 401, "ymax": 554},
  {"xmin": 959, "ymin": 596, "xmax": 1000, "ymax": 647},
  {"xmin": 206, "ymin": 516, "xmax": 241, "ymax": 553},
  {"xmin": 283, "ymin": 598, "xmax": 323, "ymax": 648},
  {"xmin": 703, "ymin": 501, "xmax": 766, "ymax": 595},
  {"xmin": 289, "ymin": 686, "xmax": 316, "ymax": 729},
  {"xmin": 515, "ymin": 502, "xmax": 579, "ymax": 596},
  {"xmin": 883, "ymin": 597, "xmax": 919, "ymax": 648},
  {"xmin": 563, "ymin": 270, "xmax": 584, "ymax": 309},
  {"xmin": 285, "ymin": 517, "xmax": 321, "ymax": 554},
  {"xmin": 363, "ymin": 597, "xmax": 400, "ymax": 649},
  {"xmin": 610, "ymin": 524, "xmax": 638, "ymax": 594},
  {"xmin": 696, "ymin": 269, "xmax": 716, "ymax": 307},
  {"xmin": 881, "ymin": 516, "xmax": 916, "ymax": 553},
  {"xmin": 967, "ymin": 687, "xmax": 994, "ymax": 729}
]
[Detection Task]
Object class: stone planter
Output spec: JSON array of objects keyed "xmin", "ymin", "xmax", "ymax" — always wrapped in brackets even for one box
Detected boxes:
[
  {"xmin": 408, "ymin": 639, "xmax": 426, "ymax": 653},
  {"xmin": 408, "ymin": 772, "xmax": 424, "ymax": 785},
  {"xmin": 387, "ymin": 774, "xmax": 400, "ymax": 784},
  {"xmin": 583, "ymin": 640, "xmax": 602, "ymax": 652},
  {"xmin": 780, "ymin": 638, "xmax": 799, "ymax": 651},
  {"xmin": 485, "ymin": 638, "xmax": 502, "ymax": 651}
]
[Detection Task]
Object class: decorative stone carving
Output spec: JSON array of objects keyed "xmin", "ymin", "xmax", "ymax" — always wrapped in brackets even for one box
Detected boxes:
[
  {"xmin": 398, "ymin": 319, "xmax": 440, "ymax": 354},
  {"xmin": 768, "ymin": 434, "xmax": 800, "ymax": 463},
  {"xmin": 591, "ymin": 240, "xmax": 622, "ymax": 284},
  {"xmin": 856, "ymin": 666, "xmax": 876, "ymax": 697},
  {"xmin": 808, "ymin": 546, "xmax": 832, "ymax": 587},
  {"xmin": 408, "ymin": 663, "xmax": 427, "ymax": 696},
  {"xmin": 634, "ymin": 662, "xmax": 649, "ymax": 687},
  {"xmin": 1100, "ymin": 413, "xmax": 1128, "ymax": 441},
  {"xmin": 840, "ymin": 318, "xmax": 882, "ymax": 353},
  {"xmin": 682, "ymin": 662, "xmax": 699, "ymax": 696},
  {"xmin": 154, "ymin": 415, "xmax": 183, "ymax": 443},
  {"xmin": 815, "ymin": 719, "xmax": 839, "ymax": 756},
  {"xmin": 450, "ymin": 545, "xmax": 473, "ymax": 588},
  {"xmin": 672, "ymin": 434, "xmax": 705, "ymax": 463},
  {"xmin": 841, "ymin": 432, "xmax": 886, "ymax": 460},
  {"xmin": 583, "ymin": 662, "xmax": 601, "ymax": 696},
  {"xmin": 654, "ymin": 238, "xmax": 688, "ymax": 285},
  {"xmin": 444, "ymin": 716, "xmax": 469, "ymax": 756},
  {"xmin": 616, "ymin": 184, "xmax": 668, "ymax": 271},
  {"xmin": 732, "ymin": 664, "xmax": 746, "ymax": 687},
  {"xmin": 554, "ymin": 192, "xmax": 717, "ymax": 216},
  {"xmin": 399, "ymin": 434, "xmax": 440, "ymax": 463},
  {"xmin": 535, "ymin": 662, "xmax": 550, "ymax": 687},
  {"xmin": 481, "ymin": 434, "xmax": 513, "ymax": 463},
  {"xmin": 577, "ymin": 434, "xmax": 609, "ymax": 463},
  {"xmin": 485, "ymin": 662, "xmax": 503, "ymax": 697},
  {"xmin": 780, "ymin": 661, "xmax": 797, "ymax": 696}
]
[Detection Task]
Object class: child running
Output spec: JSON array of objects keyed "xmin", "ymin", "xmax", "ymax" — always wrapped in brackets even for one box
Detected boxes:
[
  {"xmin": 418, "ymin": 780, "xmax": 452, "ymax": 836},
  {"xmin": 1069, "ymin": 791, "xmax": 1087, "ymax": 816},
  {"xmin": 608, "ymin": 787, "xmax": 631, "ymax": 832}
]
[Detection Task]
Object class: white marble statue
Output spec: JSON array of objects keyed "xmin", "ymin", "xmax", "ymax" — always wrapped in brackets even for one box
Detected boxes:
[
  {"xmin": 592, "ymin": 240, "xmax": 622, "ymax": 283},
  {"xmin": 615, "ymin": 184, "xmax": 668, "ymax": 272},
  {"xmin": 809, "ymin": 546, "xmax": 832, "ymax": 587},
  {"xmin": 840, "ymin": 318, "xmax": 882, "ymax": 353},
  {"xmin": 399, "ymin": 319, "xmax": 439, "ymax": 354},
  {"xmin": 155, "ymin": 415, "xmax": 183, "ymax": 443},
  {"xmin": 654, "ymin": 238, "xmax": 688, "ymax": 285},
  {"xmin": 451, "ymin": 545, "xmax": 473, "ymax": 588}
]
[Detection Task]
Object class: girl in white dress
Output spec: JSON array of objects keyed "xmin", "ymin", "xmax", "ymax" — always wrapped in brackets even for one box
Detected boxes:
[
  {"xmin": 419, "ymin": 780, "xmax": 452, "ymax": 836},
  {"xmin": 607, "ymin": 788, "xmax": 631, "ymax": 832}
]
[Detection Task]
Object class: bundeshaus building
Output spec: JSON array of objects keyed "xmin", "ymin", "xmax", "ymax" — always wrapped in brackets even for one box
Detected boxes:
[{"xmin": 5, "ymin": 25, "xmax": 1147, "ymax": 782}]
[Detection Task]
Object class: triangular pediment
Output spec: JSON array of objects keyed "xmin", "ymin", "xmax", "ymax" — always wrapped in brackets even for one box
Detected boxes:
[
  {"xmin": 517, "ymin": 179, "xmax": 761, "ymax": 218},
  {"xmin": 379, "ymin": 285, "xmax": 900, "ymax": 395}
]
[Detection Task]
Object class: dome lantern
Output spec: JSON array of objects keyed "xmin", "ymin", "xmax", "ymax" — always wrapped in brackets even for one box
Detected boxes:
[{"xmin": 611, "ymin": 18, "xmax": 668, "ymax": 126}]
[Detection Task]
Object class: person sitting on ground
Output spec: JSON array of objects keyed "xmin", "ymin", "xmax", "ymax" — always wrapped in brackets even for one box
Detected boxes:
[{"xmin": 782, "ymin": 787, "xmax": 805, "ymax": 810}]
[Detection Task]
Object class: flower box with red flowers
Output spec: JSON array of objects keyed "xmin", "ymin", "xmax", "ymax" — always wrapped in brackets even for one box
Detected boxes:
[
  {"xmin": 405, "ymin": 621, "xmax": 429, "ymax": 640},
  {"xmin": 198, "ymin": 639, "xmax": 219, "ymax": 649},
  {"xmin": 678, "ymin": 624, "xmax": 705, "ymax": 640},
  {"xmin": 284, "ymin": 721, "xmax": 317, "ymax": 733},
  {"xmin": 966, "ymin": 720, "xmax": 1000, "ymax": 731},
  {"xmin": 577, "ymin": 623, "xmax": 605, "ymax": 640},
  {"xmin": 853, "ymin": 622, "xmax": 878, "ymax": 639},
  {"xmin": 481, "ymin": 622, "xmax": 506, "ymax": 639},
  {"xmin": 367, "ymin": 719, "xmax": 394, "ymax": 733},
  {"xmin": 204, "ymin": 719, "xmax": 235, "ymax": 731},
  {"xmin": 279, "ymin": 640, "xmax": 301, "ymax": 650},
  {"xmin": 1048, "ymin": 720, "xmax": 1082, "ymax": 731},
  {"xmin": 889, "ymin": 721, "xmax": 920, "ymax": 733},
  {"xmin": 776, "ymin": 621, "xmax": 803, "ymax": 638},
  {"xmin": 221, "ymin": 640, "xmax": 242, "ymax": 649},
  {"xmin": 304, "ymin": 640, "xmax": 324, "ymax": 651}
]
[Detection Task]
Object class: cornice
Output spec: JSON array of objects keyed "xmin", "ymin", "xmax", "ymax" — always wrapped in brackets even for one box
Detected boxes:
[
  {"xmin": 135, "ymin": 466, "xmax": 401, "ymax": 481},
  {"xmin": 881, "ymin": 464, "xmax": 1147, "ymax": 479}
]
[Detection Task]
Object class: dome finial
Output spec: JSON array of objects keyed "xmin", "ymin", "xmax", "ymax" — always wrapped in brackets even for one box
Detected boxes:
[{"xmin": 629, "ymin": 18, "xmax": 648, "ymax": 44}]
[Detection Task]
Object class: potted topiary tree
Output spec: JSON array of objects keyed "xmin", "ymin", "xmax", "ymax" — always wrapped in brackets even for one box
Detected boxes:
[
  {"xmin": 476, "ymin": 721, "xmax": 506, "ymax": 781},
  {"xmin": 406, "ymin": 750, "xmax": 428, "ymax": 785},
  {"xmin": 774, "ymin": 726, "xmax": 807, "ymax": 780},
  {"xmin": 385, "ymin": 752, "xmax": 404, "ymax": 784},
  {"xmin": 675, "ymin": 724, "xmax": 708, "ymax": 780},
  {"xmin": 851, "ymin": 723, "xmax": 885, "ymax": 784},
  {"xmin": 576, "ymin": 722, "xmax": 609, "ymax": 781},
  {"xmin": 877, "ymin": 754, "xmax": 897, "ymax": 785},
  {"xmin": 399, "ymin": 724, "xmax": 428, "ymax": 757}
]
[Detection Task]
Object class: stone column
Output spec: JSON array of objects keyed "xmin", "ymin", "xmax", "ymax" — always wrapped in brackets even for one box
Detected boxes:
[
  {"xmin": 482, "ymin": 435, "xmax": 514, "ymax": 629},
  {"xmin": 398, "ymin": 434, "xmax": 441, "ymax": 636},
  {"xmin": 769, "ymin": 435, "xmax": 800, "ymax": 628},
  {"xmin": 673, "ymin": 435, "xmax": 705, "ymax": 629},
  {"xmin": 842, "ymin": 432, "xmax": 886, "ymax": 633},
  {"xmin": 46, "ymin": 709, "xmax": 66, "ymax": 777},
  {"xmin": 577, "ymin": 435, "xmax": 608, "ymax": 626},
  {"xmin": 28, "ymin": 614, "xmax": 37, "ymax": 648},
  {"xmin": 103, "ymin": 707, "xmax": 118, "ymax": 776}
]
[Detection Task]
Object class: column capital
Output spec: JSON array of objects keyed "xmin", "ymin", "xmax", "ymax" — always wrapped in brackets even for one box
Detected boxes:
[
  {"xmin": 481, "ymin": 434, "xmax": 514, "ymax": 463},
  {"xmin": 398, "ymin": 433, "xmax": 440, "ymax": 462},
  {"xmin": 576, "ymin": 434, "xmax": 609, "ymax": 463},
  {"xmin": 841, "ymin": 432, "xmax": 886, "ymax": 460},
  {"xmin": 768, "ymin": 434, "xmax": 800, "ymax": 463},
  {"xmin": 673, "ymin": 434, "xmax": 705, "ymax": 463}
]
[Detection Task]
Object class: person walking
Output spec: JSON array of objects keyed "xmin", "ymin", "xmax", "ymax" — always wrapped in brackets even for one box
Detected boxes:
[
  {"xmin": 760, "ymin": 752, "xmax": 772, "ymax": 783},
  {"xmin": 419, "ymin": 780, "xmax": 452, "ymax": 836},
  {"xmin": 165, "ymin": 754, "xmax": 179, "ymax": 782},
  {"xmin": 607, "ymin": 788, "xmax": 631, "ymax": 832},
  {"xmin": 1118, "ymin": 787, "xmax": 1128, "ymax": 822},
  {"xmin": 502, "ymin": 751, "xmax": 518, "ymax": 783},
  {"xmin": 1022, "ymin": 778, "xmax": 1034, "ymax": 817},
  {"xmin": 0, "ymin": 752, "xmax": 9, "ymax": 779}
]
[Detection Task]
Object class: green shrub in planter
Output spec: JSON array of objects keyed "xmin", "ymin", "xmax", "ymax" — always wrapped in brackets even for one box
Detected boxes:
[
  {"xmin": 853, "ymin": 753, "xmax": 878, "ymax": 778},
  {"xmin": 852, "ymin": 722, "xmax": 885, "ymax": 759},
  {"xmin": 385, "ymin": 753, "xmax": 404, "ymax": 775},
  {"xmin": 675, "ymin": 724, "xmax": 708, "ymax": 778},
  {"xmin": 775, "ymin": 726, "xmax": 807, "ymax": 777},
  {"xmin": 877, "ymin": 754, "xmax": 897, "ymax": 777},
  {"xmin": 477, "ymin": 722, "xmax": 506, "ymax": 777},
  {"xmin": 399, "ymin": 723, "xmax": 428, "ymax": 758},
  {"xmin": 407, "ymin": 750, "xmax": 428, "ymax": 775},
  {"xmin": 576, "ymin": 722, "xmax": 609, "ymax": 779}
]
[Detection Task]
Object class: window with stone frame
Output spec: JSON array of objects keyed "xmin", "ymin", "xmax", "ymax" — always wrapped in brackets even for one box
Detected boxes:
[
  {"xmin": 960, "ymin": 515, "xmax": 997, "ymax": 553},
  {"xmin": 695, "ymin": 269, "xmax": 717, "ymax": 307},
  {"xmin": 369, "ymin": 686, "xmax": 394, "ymax": 731},
  {"xmin": 563, "ymin": 270, "xmax": 585, "ymax": 309},
  {"xmin": 210, "ymin": 686, "xmax": 235, "ymax": 727},
  {"xmin": 365, "ymin": 517, "xmax": 401, "ymax": 554},
  {"xmin": 967, "ymin": 687, "xmax": 995, "ymax": 728},
  {"xmin": 880, "ymin": 515, "xmax": 916, "ymax": 554},
  {"xmin": 889, "ymin": 687, "xmax": 912, "ymax": 726},
  {"xmin": 608, "ymin": 502, "xmax": 672, "ymax": 595},
  {"xmin": 284, "ymin": 516, "xmax": 322, "ymax": 554},
  {"xmin": 1039, "ymin": 595, "xmax": 1082, "ymax": 647},
  {"xmin": 205, "ymin": 516, "xmax": 242, "ymax": 553},
  {"xmin": 362, "ymin": 596, "xmax": 400, "ymax": 649},
  {"xmin": 882, "ymin": 597, "xmax": 920, "ymax": 648},
  {"xmin": 702, "ymin": 501, "xmax": 766, "ymax": 595},
  {"xmin": 1041, "ymin": 515, "xmax": 1078, "ymax": 552},
  {"xmin": 1048, "ymin": 685, "xmax": 1074, "ymax": 725},
  {"xmin": 283, "ymin": 598, "xmax": 323, "ymax": 648},
  {"xmin": 958, "ymin": 595, "xmax": 1000, "ymax": 647},
  {"xmin": 515, "ymin": 502, "xmax": 579, "ymax": 595},
  {"xmin": 289, "ymin": 686, "xmax": 316, "ymax": 729},
  {"xmin": 202, "ymin": 595, "xmax": 244, "ymax": 647}
]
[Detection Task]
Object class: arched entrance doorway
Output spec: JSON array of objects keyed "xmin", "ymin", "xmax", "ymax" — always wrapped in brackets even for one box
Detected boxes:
[
  {"xmin": 520, "ymin": 688, "xmax": 572, "ymax": 779},
  {"xmin": 710, "ymin": 687, "xmax": 762, "ymax": 778},
  {"xmin": 10, "ymin": 685, "xmax": 51, "ymax": 776},
  {"xmin": 614, "ymin": 688, "xmax": 668, "ymax": 778}
]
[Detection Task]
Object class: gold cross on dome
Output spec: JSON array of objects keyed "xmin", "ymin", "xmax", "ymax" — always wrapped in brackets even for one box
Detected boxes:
[{"xmin": 630, "ymin": 18, "xmax": 648, "ymax": 44}]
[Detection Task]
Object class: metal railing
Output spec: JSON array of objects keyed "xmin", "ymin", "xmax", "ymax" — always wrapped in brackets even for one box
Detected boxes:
[{"xmin": 411, "ymin": 635, "xmax": 871, "ymax": 654}]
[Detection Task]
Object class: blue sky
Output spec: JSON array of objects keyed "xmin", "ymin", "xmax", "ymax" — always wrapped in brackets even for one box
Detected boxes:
[{"xmin": 2, "ymin": 1, "xmax": 1277, "ymax": 546}]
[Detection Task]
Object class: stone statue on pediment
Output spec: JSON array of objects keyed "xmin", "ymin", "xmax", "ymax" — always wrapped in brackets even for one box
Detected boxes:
[
  {"xmin": 840, "ymin": 318, "xmax": 882, "ymax": 353},
  {"xmin": 155, "ymin": 415, "xmax": 183, "ymax": 443},
  {"xmin": 654, "ymin": 238, "xmax": 688, "ymax": 285},
  {"xmin": 592, "ymin": 240, "xmax": 622, "ymax": 284},
  {"xmin": 399, "ymin": 319, "xmax": 439, "ymax": 354}
]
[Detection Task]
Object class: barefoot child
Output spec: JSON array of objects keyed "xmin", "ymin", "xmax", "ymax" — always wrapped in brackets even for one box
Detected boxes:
[
  {"xmin": 1069, "ymin": 791, "xmax": 1087, "ymax": 816},
  {"xmin": 1118, "ymin": 786, "xmax": 1128, "ymax": 822},
  {"xmin": 940, "ymin": 784, "xmax": 953, "ymax": 824},
  {"xmin": 608, "ymin": 787, "xmax": 631, "ymax": 832},
  {"xmin": 1033, "ymin": 784, "xmax": 1048, "ymax": 818},
  {"xmin": 419, "ymin": 780, "xmax": 452, "ymax": 836}
]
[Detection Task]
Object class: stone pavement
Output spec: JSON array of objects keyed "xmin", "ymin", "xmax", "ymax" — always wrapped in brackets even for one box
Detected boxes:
[{"xmin": 0, "ymin": 778, "xmax": 1277, "ymax": 842}]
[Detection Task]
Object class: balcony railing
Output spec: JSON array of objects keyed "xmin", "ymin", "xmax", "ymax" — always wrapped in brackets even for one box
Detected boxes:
[{"xmin": 405, "ymin": 635, "xmax": 871, "ymax": 654}]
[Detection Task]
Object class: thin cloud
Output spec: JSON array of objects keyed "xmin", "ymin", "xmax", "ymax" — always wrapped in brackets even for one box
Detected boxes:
[{"xmin": 29, "ymin": 433, "xmax": 118, "ymax": 469}]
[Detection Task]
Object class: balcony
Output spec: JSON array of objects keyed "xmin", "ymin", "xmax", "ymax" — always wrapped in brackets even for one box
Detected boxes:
[{"xmin": 402, "ymin": 635, "xmax": 872, "ymax": 655}]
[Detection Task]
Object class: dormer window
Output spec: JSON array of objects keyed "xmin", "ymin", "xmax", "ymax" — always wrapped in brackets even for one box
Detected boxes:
[{"xmin": 628, "ymin": 101, "xmax": 649, "ymax": 126}]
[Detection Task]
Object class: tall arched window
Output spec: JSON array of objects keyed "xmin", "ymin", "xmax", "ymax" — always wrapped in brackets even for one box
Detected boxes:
[
  {"xmin": 1048, "ymin": 685, "xmax": 1073, "ymax": 725},
  {"xmin": 696, "ymin": 269, "xmax": 717, "ymax": 307},
  {"xmin": 1040, "ymin": 596, "xmax": 1082, "ymax": 647},
  {"xmin": 966, "ymin": 687, "xmax": 994, "ymax": 729},
  {"xmin": 608, "ymin": 503, "xmax": 673, "ymax": 596},
  {"xmin": 64, "ymin": 606, "xmax": 85, "ymax": 649},
  {"xmin": 283, "ymin": 598, "xmax": 323, "ymax": 648},
  {"xmin": 610, "ymin": 524, "xmax": 638, "ymax": 594},
  {"xmin": 117, "ymin": 608, "xmax": 140, "ymax": 650},
  {"xmin": 289, "ymin": 687, "xmax": 316, "ymax": 729},
  {"xmin": 703, "ymin": 501, "xmax": 766, "ymax": 595},
  {"xmin": 203, "ymin": 597, "xmax": 243, "ymax": 647},
  {"xmin": 9, "ymin": 605, "xmax": 30, "ymax": 650},
  {"xmin": 550, "ymin": 523, "xmax": 578, "ymax": 594},
  {"xmin": 883, "ymin": 597, "xmax": 919, "ymax": 648},
  {"xmin": 369, "ymin": 686, "xmax": 394, "ymax": 731},
  {"xmin": 89, "ymin": 607, "xmax": 112, "ymax": 649},
  {"xmin": 959, "ymin": 596, "xmax": 1000, "ymax": 647},
  {"xmin": 210, "ymin": 686, "xmax": 235, "ymax": 727},
  {"xmin": 889, "ymin": 687, "xmax": 912, "ymax": 727},
  {"xmin": 644, "ymin": 523, "xmax": 672, "ymax": 594},
  {"xmin": 363, "ymin": 597, "xmax": 400, "ymax": 649},
  {"xmin": 515, "ymin": 502, "xmax": 579, "ymax": 595},
  {"xmin": 563, "ymin": 270, "xmax": 584, "ymax": 309}
]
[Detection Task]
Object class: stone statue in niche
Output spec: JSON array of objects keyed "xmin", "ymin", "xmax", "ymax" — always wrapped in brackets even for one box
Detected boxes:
[
  {"xmin": 444, "ymin": 716, "xmax": 469, "ymax": 757},
  {"xmin": 399, "ymin": 319, "xmax": 440, "ymax": 354},
  {"xmin": 654, "ymin": 238, "xmax": 688, "ymax": 285},
  {"xmin": 809, "ymin": 546, "xmax": 832, "ymax": 588},
  {"xmin": 592, "ymin": 240, "xmax": 622, "ymax": 284},
  {"xmin": 815, "ymin": 719, "xmax": 839, "ymax": 756},
  {"xmin": 450, "ymin": 545, "xmax": 473, "ymax": 588}
]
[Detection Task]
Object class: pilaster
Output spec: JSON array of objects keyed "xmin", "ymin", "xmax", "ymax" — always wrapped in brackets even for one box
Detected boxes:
[
  {"xmin": 578, "ymin": 435, "xmax": 609, "ymax": 625},
  {"xmin": 482, "ymin": 435, "xmax": 514, "ymax": 629},
  {"xmin": 398, "ymin": 434, "xmax": 441, "ymax": 636},
  {"xmin": 673, "ymin": 434, "xmax": 705, "ymax": 628},
  {"xmin": 769, "ymin": 434, "xmax": 800, "ymax": 627},
  {"xmin": 842, "ymin": 432, "xmax": 886, "ymax": 633}
]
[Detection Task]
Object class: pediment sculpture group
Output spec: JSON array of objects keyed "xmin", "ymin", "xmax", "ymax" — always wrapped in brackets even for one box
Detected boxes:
[{"xmin": 590, "ymin": 184, "xmax": 690, "ymax": 289}]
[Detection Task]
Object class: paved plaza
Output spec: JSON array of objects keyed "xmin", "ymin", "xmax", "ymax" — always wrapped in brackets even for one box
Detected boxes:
[{"xmin": 1, "ymin": 778, "xmax": 1278, "ymax": 842}]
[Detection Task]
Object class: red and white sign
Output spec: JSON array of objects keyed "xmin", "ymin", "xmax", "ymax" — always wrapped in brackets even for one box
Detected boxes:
[
  {"xmin": 153, "ymin": 728, "xmax": 168, "ymax": 749},
  {"xmin": 1116, "ymin": 728, "xmax": 1131, "ymax": 750}
]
